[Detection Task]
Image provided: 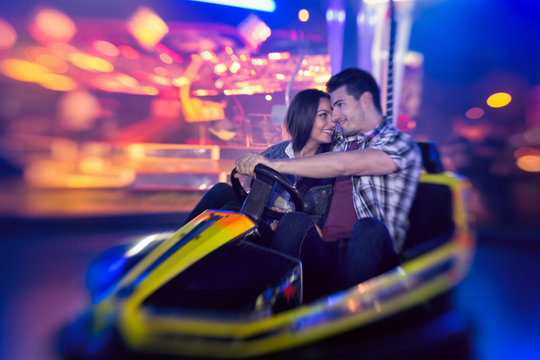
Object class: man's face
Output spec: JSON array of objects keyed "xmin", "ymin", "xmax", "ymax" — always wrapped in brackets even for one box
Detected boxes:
[{"xmin": 330, "ymin": 85, "xmax": 366, "ymax": 136}]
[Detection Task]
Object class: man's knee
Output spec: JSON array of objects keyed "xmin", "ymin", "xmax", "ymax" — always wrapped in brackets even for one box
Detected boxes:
[
  {"xmin": 341, "ymin": 217, "xmax": 398, "ymax": 284},
  {"xmin": 352, "ymin": 217, "xmax": 389, "ymax": 236}
]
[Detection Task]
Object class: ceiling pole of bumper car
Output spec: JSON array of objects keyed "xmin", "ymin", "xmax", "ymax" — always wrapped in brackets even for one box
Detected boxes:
[{"xmin": 327, "ymin": 0, "xmax": 415, "ymax": 125}]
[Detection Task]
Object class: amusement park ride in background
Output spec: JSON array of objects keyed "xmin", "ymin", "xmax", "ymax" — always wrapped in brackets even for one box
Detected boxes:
[{"xmin": 0, "ymin": 1, "xmax": 422, "ymax": 192}]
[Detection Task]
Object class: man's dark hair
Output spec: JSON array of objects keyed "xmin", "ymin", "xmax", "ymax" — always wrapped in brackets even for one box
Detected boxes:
[
  {"xmin": 286, "ymin": 89, "xmax": 330, "ymax": 152},
  {"xmin": 326, "ymin": 68, "xmax": 382, "ymax": 113}
]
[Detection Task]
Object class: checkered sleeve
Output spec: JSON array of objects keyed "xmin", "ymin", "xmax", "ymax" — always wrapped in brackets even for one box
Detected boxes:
[{"xmin": 371, "ymin": 130, "xmax": 421, "ymax": 171}]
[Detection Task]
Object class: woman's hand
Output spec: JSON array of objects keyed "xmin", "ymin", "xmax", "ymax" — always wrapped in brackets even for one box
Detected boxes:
[{"xmin": 268, "ymin": 207, "xmax": 287, "ymax": 231}]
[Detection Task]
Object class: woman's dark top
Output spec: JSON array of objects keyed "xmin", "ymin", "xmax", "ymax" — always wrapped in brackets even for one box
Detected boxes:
[{"xmin": 263, "ymin": 141, "xmax": 334, "ymax": 228}]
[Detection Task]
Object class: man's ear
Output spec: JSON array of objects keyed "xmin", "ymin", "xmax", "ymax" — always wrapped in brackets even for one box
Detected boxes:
[{"xmin": 360, "ymin": 92, "xmax": 373, "ymax": 110}]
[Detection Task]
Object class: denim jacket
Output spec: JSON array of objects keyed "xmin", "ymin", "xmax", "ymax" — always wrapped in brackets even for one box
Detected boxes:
[{"xmin": 263, "ymin": 141, "xmax": 334, "ymax": 228}]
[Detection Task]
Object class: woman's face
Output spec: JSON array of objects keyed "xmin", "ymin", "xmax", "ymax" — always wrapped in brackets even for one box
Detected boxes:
[{"xmin": 309, "ymin": 97, "xmax": 334, "ymax": 145}]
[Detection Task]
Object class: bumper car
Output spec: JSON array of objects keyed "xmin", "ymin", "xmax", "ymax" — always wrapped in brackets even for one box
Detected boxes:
[{"xmin": 59, "ymin": 142, "xmax": 474, "ymax": 359}]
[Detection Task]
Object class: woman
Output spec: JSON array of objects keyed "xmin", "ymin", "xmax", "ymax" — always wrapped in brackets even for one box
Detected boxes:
[{"xmin": 183, "ymin": 89, "xmax": 335, "ymax": 229}]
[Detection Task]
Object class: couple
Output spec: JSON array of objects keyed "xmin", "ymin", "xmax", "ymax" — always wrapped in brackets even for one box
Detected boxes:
[{"xmin": 191, "ymin": 68, "xmax": 422, "ymax": 302}]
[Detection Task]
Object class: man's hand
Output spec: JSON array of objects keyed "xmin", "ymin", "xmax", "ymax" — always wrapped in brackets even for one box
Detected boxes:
[{"xmin": 234, "ymin": 152, "xmax": 275, "ymax": 177}]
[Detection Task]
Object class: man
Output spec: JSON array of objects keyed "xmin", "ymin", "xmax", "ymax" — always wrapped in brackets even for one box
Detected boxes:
[{"xmin": 235, "ymin": 68, "xmax": 422, "ymax": 301}]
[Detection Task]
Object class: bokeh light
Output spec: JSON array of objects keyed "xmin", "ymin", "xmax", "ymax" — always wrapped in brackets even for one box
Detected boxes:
[
  {"xmin": 92, "ymin": 40, "xmax": 119, "ymax": 57},
  {"xmin": 118, "ymin": 45, "xmax": 140, "ymax": 59},
  {"xmin": 214, "ymin": 63, "xmax": 227, "ymax": 74},
  {"xmin": 159, "ymin": 53, "xmax": 173, "ymax": 64},
  {"xmin": 298, "ymin": 9, "xmax": 310, "ymax": 22},
  {"xmin": 514, "ymin": 147, "xmax": 540, "ymax": 159},
  {"xmin": 34, "ymin": 54, "xmax": 69, "ymax": 73},
  {"xmin": 0, "ymin": 59, "xmax": 49, "ymax": 82},
  {"xmin": 128, "ymin": 7, "xmax": 168, "ymax": 49},
  {"xmin": 142, "ymin": 86, "xmax": 159, "ymax": 96},
  {"xmin": 29, "ymin": 8, "xmax": 76, "ymax": 44},
  {"xmin": 514, "ymin": 147, "xmax": 540, "ymax": 172},
  {"xmin": 38, "ymin": 73, "xmax": 77, "ymax": 91},
  {"xmin": 154, "ymin": 66, "xmax": 169, "ymax": 77},
  {"xmin": 516, "ymin": 154, "xmax": 540, "ymax": 172},
  {"xmin": 465, "ymin": 107, "xmax": 485, "ymax": 119},
  {"xmin": 200, "ymin": 50, "xmax": 216, "ymax": 61},
  {"xmin": 115, "ymin": 73, "xmax": 139, "ymax": 87},
  {"xmin": 238, "ymin": 14, "xmax": 271, "ymax": 49},
  {"xmin": 80, "ymin": 156, "xmax": 105, "ymax": 174},
  {"xmin": 523, "ymin": 127, "xmax": 540, "ymax": 145},
  {"xmin": 268, "ymin": 52, "xmax": 290, "ymax": 60},
  {"xmin": 487, "ymin": 92, "xmax": 512, "ymax": 108},
  {"xmin": 149, "ymin": 74, "xmax": 171, "ymax": 86},
  {"xmin": 47, "ymin": 42, "xmax": 79, "ymax": 60},
  {"xmin": 0, "ymin": 18, "xmax": 17, "ymax": 50},
  {"xmin": 0, "ymin": 57, "xmax": 76, "ymax": 91},
  {"xmin": 229, "ymin": 61, "xmax": 241, "ymax": 73},
  {"xmin": 69, "ymin": 53, "xmax": 114, "ymax": 72},
  {"xmin": 172, "ymin": 76, "xmax": 190, "ymax": 87}
]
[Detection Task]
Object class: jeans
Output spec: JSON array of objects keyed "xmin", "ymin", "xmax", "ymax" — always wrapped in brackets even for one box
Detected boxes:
[
  {"xmin": 271, "ymin": 212, "xmax": 399, "ymax": 302},
  {"xmin": 183, "ymin": 183, "xmax": 241, "ymax": 225}
]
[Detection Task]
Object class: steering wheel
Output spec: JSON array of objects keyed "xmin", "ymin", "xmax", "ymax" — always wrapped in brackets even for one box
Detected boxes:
[{"xmin": 231, "ymin": 164, "xmax": 303, "ymax": 222}]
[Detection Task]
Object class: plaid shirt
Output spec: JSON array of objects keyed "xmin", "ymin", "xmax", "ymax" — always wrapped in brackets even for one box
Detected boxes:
[{"xmin": 332, "ymin": 118, "xmax": 422, "ymax": 252}]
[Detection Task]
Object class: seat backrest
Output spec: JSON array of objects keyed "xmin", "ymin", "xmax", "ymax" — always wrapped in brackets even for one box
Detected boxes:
[
  {"xmin": 417, "ymin": 141, "xmax": 445, "ymax": 174},
  {"xmin": 401, "ymin": 182, "xmax": 454, "ymax": 260},
  {"xmin": 400, "ymin": 142, "xmax": 455, "ymax": 261}
]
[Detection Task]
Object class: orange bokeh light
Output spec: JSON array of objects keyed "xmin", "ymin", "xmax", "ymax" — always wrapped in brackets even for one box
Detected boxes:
[
  {"xmin": 172, "ymin": 76, "xmax": 190, "ymax": 87},
  {"xmin": 407, "ymin": 120, "xmax": 417, "ymax": 130},
  {"xmin": 516, "ymin": 155, "xmax": 540, "ymax": 172},
  {"xmin": 38, "ymin": 73, "xmax": 77, "ymax": 91},
  {"xmin": 115, "ymin": 73, "xmax": 139, "ymax": 87},
  {"xmin": 29, "ymin": 8, "xmax": 76, "ymax": 44},
  {"xmin": 0, "ymin": 58, "xmax": 76, "ymax": 91},
  {"xmin": 69, "ymin": 53, "xmax": 114, "ymax": 72},
  {"xmin": 142, "ymin": 86, "xmax": 159, "ymax": 96},
  {"xmin": 487, "ymin": 92, "xmax": 512, "ymax": 108},
  {"xmin": 35, "ymin": 54, "xmax": 68, "ymax": 73},
  {"xmin": 0, "ymin": 59, "xmax": 49, "ymax": 82},
  {"xmin": 47, "ymin": 42, "xmax": 79, "ymax": 60},
  {"xmin": 149, "ymin": 74, "xmax": 171, "ymax": 86}
]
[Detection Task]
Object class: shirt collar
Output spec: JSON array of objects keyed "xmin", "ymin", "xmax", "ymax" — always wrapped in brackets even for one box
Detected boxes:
[
  {"xmin": 284, "ymin": 141, "xmax": 295, "ymax": 158},
  {"xmin": 352, "ymin": 117, "xmax": 391, "ymax": 144}
]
